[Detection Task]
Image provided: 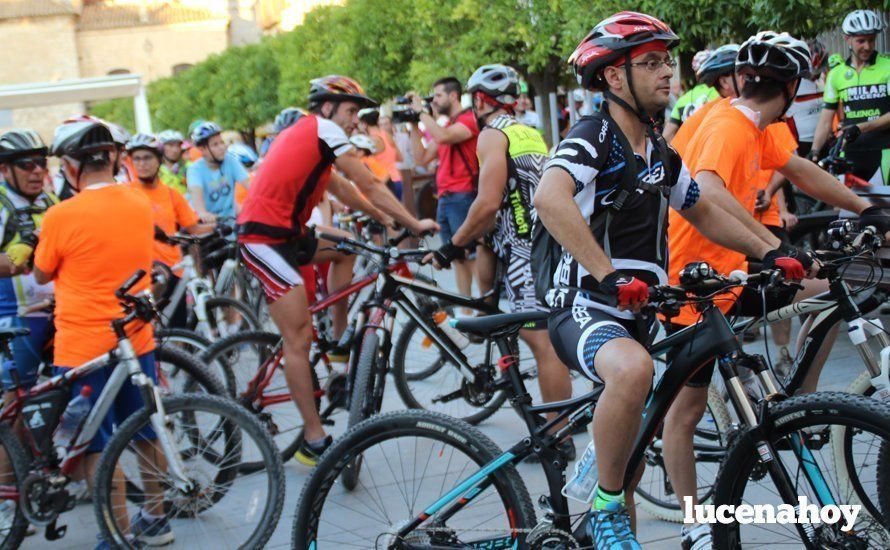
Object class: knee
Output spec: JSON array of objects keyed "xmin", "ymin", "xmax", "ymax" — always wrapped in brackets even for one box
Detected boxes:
[
  {"xmin": 607, "ymin": 350, "xmax": 653, "ymax": 397},
  {"xmin": 665, "ymin": 398, "xmax": 708, "ymax": 435}
]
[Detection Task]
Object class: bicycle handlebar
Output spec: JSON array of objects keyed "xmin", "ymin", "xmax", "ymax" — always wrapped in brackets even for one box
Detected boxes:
[
  {"xmin": 316, "ymin": 230, "xmax": 429, "ymax": 262},
  {"xmin": 116, "ymin": 269, "xmax": 147, "ymax": 299}
]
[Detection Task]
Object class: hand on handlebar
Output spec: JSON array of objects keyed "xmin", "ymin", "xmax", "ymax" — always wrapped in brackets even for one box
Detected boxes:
[
  {"xmin": 412, "ymin": 218, "xmax": 439, "ymax": 238},
  {"xmin": 425, "ymin": 240, "xmax": 465, "ymax": 269},
  {"xmin": 600, "ymin": 270, "xmax": 649, "ymax": 313},
  {"xmin": 762, "ymin": 248, "xmax": 807, "ymax": 281},
  {"xmin": 858, "ymin": 205, "xmax": 890, "ymax": 239},
  {"xmin": 754, "ymin": 189, "xmax": 771, "ymax": 212}
]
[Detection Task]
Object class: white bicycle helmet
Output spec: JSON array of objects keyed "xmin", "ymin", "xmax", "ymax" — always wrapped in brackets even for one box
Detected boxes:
[
  {"xmin": 157, "ymin": 129, "xmax": 184, "ymax": 144},
  {"xmin": 349, "ymin": 134, "xmax": 378, "ymax": 154},
  {"xmin": 842, "ymin": 10, "xmax": 884, "ymax": 36},
  {"xmin": 736, "ymin": 31, "xmax": 810, "ymax": 83},
  {"xmin": 691, "ymin": 49, "xmax": 711, "ymax": 73},
  {"xmin": 467, "ymin": 64, "xmax": 520, "ymax": 105}
]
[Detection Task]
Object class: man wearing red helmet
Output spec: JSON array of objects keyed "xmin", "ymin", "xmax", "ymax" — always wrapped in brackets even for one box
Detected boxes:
[
  {"xmin": 534, "ymin": 12, "xmax": 813, "ymax": 548},
  {"xmin": 238, "ymin": 75, "xmax": 438, "ymax": 465}
]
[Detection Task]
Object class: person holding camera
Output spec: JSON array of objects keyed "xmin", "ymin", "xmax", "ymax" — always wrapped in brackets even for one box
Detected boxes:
[{"xmin": 409, "ymin": 77, "xmax": 480, "ymax": 299}]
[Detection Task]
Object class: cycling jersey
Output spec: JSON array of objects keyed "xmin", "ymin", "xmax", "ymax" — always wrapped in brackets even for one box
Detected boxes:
[
  {"xmin": 158, "ymin": 160, "xmax": 189, "ymax": 196},
  {"xmin": 824, "ymin": 52, "xmax": 890, "ymax": 151},
  {"xmin": 786, "ymin": 78, "xmax": 825, "ymax": 145},
  {"xmin": 0, "ymin": 184, "xmax": 56, "ymax": 317},
  {"xmin": 238, "ymin": 114, "xmax": 353, "ymax": 243},
  {"xmin": 543, "ymin": 113, "xmax": 700, "ymax": 319},
  {"xmin": 485, "ymin": 114, "xmax": 549, "ymax": 314},
  {"xmin": 129, "ymin": 180, "xmax": 199, "ymax": 272},
  {"xmin": 669, "ymin": 84, "xmax": 720, "ymax": 125}
]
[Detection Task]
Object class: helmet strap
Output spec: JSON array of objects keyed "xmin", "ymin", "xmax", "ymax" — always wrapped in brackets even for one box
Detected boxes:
[{"xmin": 606, "ymin": 53, "xmax": 655, "ymax": 127}]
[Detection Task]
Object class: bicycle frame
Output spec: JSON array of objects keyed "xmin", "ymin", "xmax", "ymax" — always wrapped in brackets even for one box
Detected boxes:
[{"xmin": 396, "ymin": 301, "xmax": 833, "ymax": 545}]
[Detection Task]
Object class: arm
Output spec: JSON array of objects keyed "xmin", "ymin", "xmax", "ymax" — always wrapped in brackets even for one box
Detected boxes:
[
  {"xmin": 326, "ymin": 171, "xmax": 392, "ymax": 226},
  {"xmin": 417, "ymin": 112, "xmax": 472, "ymax": 144},
  {"xmin": 409, "ymin": 125, "xmax": 438, "ymax": 168},
  {"xmin": 449, "ymin": 129, "xmax": 508, "ymax": 247},
  {"xmin": 0, "ymin": 255, "xmax": 25, "ymax": 277},
  {"xmin": 775, "ymin": 186, "xmax": 798, "ymax": 229},
  {"xmin": 679, "ymin": 194, "xmax": 774, "ymax": 259},
  {"xmin": 778, "ymin": 155, "xmax": 870, "ymax": 214},
  {"xmin": 755, "ymin": 170, "xmax": 787, "ymax": 212},
  {"xmin": 187, "ymin": 186, "xmax": 216, "ymax": 222},
  {"xmin": 696, "ymin": 170, "xmax": 782, "ymax": 249},
  {"xmin": 533, "ymin": 168, "xmax": 614, "ymax": 281},
  {"xmin": 858, "ymin": 111, "xmax": 890, "ymax": 134},
  {"xmin": 33, "ymin": 266, "xmax": 52, "ymax": 285},
  {"xmin": 809, "ymin": 108, "xmax": 836, "ymax": 158}
]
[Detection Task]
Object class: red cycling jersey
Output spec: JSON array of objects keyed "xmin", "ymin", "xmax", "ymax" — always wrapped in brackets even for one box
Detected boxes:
[{"xmin": 238, "ymin": 114, "xmax": 353, "ymax": 243}]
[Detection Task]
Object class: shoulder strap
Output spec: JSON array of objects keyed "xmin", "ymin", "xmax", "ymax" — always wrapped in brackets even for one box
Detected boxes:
[{"xmin": 598, "ymin": 110, "xmax": 640, "ymax": 212}]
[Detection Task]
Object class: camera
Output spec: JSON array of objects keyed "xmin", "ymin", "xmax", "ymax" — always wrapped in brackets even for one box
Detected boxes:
[
  {"xmin": 395, "ymin": 96, "xmax": 412, "ymax": 105},
  {"xmin": 391, "ymin": 106, "xmax": 421, "ymax": 124}
]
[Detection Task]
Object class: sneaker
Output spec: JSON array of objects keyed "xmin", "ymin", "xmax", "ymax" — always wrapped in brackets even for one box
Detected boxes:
[
  {"xmin": 131, "ymin": 509, "xmax": 174, "ymax": 546},
  {"xmin": 585, "ymin": 501, "xmax": 641, "ymax": 549},
  {"xmin": 294, "ymin": 435, "xmax": 333, "ymax": 467},
  {"xmin": 680, "ymin": 523, "xmax": 712, "ymax": 550}
]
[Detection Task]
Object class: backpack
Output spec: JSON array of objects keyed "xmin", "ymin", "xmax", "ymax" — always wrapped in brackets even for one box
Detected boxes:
[{"xmin": 531, "ymin": 110, "xmax": 672, "ymax": 303}]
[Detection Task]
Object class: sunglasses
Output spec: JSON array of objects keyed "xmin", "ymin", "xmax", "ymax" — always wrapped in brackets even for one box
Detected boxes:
[{"xmin": 13, "ymin": 157, "xmax": 48, "ymax": 171}]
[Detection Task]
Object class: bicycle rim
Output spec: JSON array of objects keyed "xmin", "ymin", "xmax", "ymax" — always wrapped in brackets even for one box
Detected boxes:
[{"xmin": 95, "ymin": 394, "xmax": 285, "ymax": 549}]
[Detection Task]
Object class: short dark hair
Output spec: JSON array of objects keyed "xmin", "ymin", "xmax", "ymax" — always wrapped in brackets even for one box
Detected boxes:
[
  {"xmin": 433, "ymin": 77, "xmax": 462, "ymax": 97},
  {"xmin": 740, "ymin": 76, "xmax": 787, "ymax": 102}
]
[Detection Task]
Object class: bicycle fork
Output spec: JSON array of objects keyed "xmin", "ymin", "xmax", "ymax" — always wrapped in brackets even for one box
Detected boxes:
[{"xmin": 848, "ymin": 317, "xmax": 890, "ymax": 400}]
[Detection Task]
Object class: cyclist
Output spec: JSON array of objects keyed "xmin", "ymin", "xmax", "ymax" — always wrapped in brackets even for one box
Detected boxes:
[
  {"xmin": 126, "ymin": 133, "xmax": 210, "ymax": 327},
  {"xmin": 237, "ymin": 75, "xmax": 438, "ymax": 465},
  {"xmin": 663, "ymin": 32, "xmax": 887, "ymax": 549},
  {"xmin": 426, "ymin": 64, "xmax": 575, "ymax": 455},
  {"xmin": 534, "ymin": 13, "xmax": 808, "ymax": 548},
  {"xmin": 157, "ymin": 129, "xmax": 189, "ymax": 196},
  {"xmin": 661, "ymin": 49, "xmax": 720, "ymax": 140},
  {"xmin": 810, "ymin": 9, "xmax": 890, "ymax": 185},
  {"xmin": 0, "ymin": 130, "xmax": 57, "ymax": 398},
  {"xmin": 186, "ymin": 121, "xmax": 249, "ymax": 221},
  {"xmin": 34, "ymin": 119, "xmax": 169, "ymax": 547}
]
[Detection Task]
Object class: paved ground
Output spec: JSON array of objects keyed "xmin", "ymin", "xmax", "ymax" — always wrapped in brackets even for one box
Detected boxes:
[{"xmin": 21, "ymin": 268, "xmax": 879, "ymax": 549}]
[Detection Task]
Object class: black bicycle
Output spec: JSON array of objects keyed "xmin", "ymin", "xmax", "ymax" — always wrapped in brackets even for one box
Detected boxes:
[{"xmin": 294, "ymin": 262, "xmax": 890, "ymax": 548}]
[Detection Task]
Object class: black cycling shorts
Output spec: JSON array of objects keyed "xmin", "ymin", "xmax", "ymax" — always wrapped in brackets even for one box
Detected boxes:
[{"xmin": 548, "ymin": 307, "xmax": 648, "ymax": 385}]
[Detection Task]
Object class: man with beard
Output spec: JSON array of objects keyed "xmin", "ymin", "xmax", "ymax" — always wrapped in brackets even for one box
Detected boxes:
[{"xmin": 409, "ymin": 77, "xmax": 480, "ymax": 300}]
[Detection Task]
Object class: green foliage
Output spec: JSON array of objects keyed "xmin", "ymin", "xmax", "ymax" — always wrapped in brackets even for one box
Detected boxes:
[{"xmin": 89, "ymin": 0, "xmax": 885, "ymax": 133}]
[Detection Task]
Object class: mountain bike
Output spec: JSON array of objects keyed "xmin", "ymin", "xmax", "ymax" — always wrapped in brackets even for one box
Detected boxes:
[
  {"xmin": 637, "ymin": 222, "xmax": 890, "ymax": 521},
  {"xmin": 293, "ymin": 268, "xmax": 890, "ymax": 549},
  {"xmin": 0, "ymin": 270, "xmax": 284, "ymax": 549}
]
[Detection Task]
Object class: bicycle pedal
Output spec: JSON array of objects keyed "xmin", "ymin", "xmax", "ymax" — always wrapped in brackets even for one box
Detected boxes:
[{"xmin": 44, "ymin": 519, "xmax": 66, "ymax": 541}]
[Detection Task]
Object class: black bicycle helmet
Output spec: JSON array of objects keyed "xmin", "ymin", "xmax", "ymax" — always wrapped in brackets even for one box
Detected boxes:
[
  {"xmin": 0, "ymin": 129, "xmax": 47, "ymax": 161},
  {"xmin": 736, "ymin": 31, "xmax": 810, "ymax": 83},
  {"xmin": 696, "ymin": 44, "xmax": 740, "ymax": 86},
  {"xmin": 51, "ymin": 120, "xmax": 116, "ymax": 159}
]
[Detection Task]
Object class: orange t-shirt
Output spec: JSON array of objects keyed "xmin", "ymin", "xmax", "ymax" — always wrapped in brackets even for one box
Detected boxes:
[
  {"xmin": 754, "ymin": 122, "xmax": 798, "ymax": 228},
  {"xmin": 368, "ymin": 127, "xmax": 402, "ymax": 182},
  {"xmin": 362, "ymin": 156, "xmax": 390, "ymax": 181},
  {"xmin": 670, "ymin": 97, "xmax": 723, "ymax": 152},
  {"xmin": 668, "ymin": 100, "xmax": 793, "ymax": 325},
  {"xmin": 129, "ymin": 180, "xmax": 200, "ymax": 270},
  {"xmin": 34, "ymin": 184, "xmax": 155, "ymax": 367}
]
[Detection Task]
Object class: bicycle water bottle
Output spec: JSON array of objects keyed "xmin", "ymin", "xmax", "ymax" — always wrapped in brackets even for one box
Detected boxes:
[
  {"xmin": 53, "ymin": 386, "xmax": 92, "ymax": 458},
  {"xmin": 562, "ymin": 440, "xmax": 597, "ymax": 503},
  {"xmin": 436, "ymin": 311, "xmax": 469, "ymax": 349}
]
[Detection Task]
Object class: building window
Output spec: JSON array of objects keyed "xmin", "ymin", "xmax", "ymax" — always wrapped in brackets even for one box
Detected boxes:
[
  {"xmin": 108, "ymin": 68, "xmax": 131, "ymax": 76},
  {"xmin": 173, "ymin": 64, "xmax": 194, "ymax": 75}
]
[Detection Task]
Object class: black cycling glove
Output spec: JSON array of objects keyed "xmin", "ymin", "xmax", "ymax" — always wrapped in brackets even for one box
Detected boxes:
[
  {"xmin": 859, "ymin": 205, "xmax": 890, "ymax": 234},
  {"xmin": 842, "ymin": 124, "xmax": 862, "ymax": 145},
  {"xmin": 433, "ymin": 240, "xmax": 466, "ymax": 268},
  {"xmin": 778, "ymin": 242, "xmax": 815, "ymax": 271}
]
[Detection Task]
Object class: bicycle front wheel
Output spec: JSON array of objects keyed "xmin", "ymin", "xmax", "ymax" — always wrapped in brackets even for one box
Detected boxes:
[
  {"xmin": 293, "ymin": 410, "xmax": 536, "ymax": 549},
  {"xmin": 712, "ymin": 392, "xmax": 890, "ymax": 548},
  {"xmin": 190, "ymin": 296, "xmax": 260, "ymax": 340},
  {"xmin": 94, "ymin": 393, "xmax": 285, "ymax": 549},
  {"xmin": 341, "ymin": 328, "xmax": 385, "ymax": 490}
]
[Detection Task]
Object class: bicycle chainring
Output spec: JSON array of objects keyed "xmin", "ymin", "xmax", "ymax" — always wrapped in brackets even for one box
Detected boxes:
[
  {"xmin": 21, "ymin": 472, "xmax": 72, "ymax": 525},
  {"xmin": 461, "ymin": 366, "xmax": 495, "ymax": 407}
]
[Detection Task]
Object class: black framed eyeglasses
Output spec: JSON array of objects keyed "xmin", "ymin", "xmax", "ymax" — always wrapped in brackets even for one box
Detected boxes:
[
  {"xmin": 629, "ymin": 58, "xmax": 678, "ymax": 72},
  {"xmin": 12, "ymin": 157, "xmax": 48, "ymax": 171}
]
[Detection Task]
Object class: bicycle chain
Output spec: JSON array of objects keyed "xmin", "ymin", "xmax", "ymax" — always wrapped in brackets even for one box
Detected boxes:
[{"xmin": 383, "ymin": 525, "xmax": 585, "ymax": 549}]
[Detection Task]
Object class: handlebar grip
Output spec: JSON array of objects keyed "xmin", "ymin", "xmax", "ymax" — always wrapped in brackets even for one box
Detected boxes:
[
  {"xmin": 389, "ymin": 228, "xmax": 412, "ymax": 246},
  {"xmin": 116, "ymin": 269, "xmax": 147, "ymax": 299},
  {"xmin": 316, "ymin": 231, "xmax": 347, "ymax": 245}
]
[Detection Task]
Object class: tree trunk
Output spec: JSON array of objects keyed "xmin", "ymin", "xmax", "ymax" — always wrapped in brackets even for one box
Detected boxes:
[{"xmin": 527, "ymin": 60, "xmax": 562, "ymax": 148}]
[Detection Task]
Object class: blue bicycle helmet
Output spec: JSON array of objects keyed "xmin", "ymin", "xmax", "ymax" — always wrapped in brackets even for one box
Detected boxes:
[{"xmin": 190, "ymin": 121, "xmax": 221, "ymax": 146}]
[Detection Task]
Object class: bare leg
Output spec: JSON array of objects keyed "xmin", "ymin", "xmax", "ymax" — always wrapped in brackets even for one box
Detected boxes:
[
  {"xmin": 135, "ymin": 439, "xmax": 167, "ymax": 517},
  {"xmin": 453, "ymin": 258, "xmax": 475, "ymax": 298},
  {"xmin": 520, "ymin": 328, "xmax": 572, "ymax": 424},
  {"xmin": 474, "ymin": 245, "xmax": 497, "ymax": 298},
  {"xmin": 315, "ymin": 226, "xmax": 356, "ymax": 338},
  {"xmin": 661, "ymin": 385, "xmax": 710, "ymax": 517}
]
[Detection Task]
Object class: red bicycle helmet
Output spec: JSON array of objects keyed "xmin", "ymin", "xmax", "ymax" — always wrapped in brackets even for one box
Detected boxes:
[
  {"xmin": 308, "ymin": 75, "xmax": 378, "ymax": 110},
  {"xmin": 569, "ymin": 11, "xmax": 679, "ymax": 90}
]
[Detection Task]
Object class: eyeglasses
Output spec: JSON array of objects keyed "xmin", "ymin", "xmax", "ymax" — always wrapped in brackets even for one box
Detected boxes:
[
  {"xmin": 629, "ymin": 58, "xmax": 678, "ymax": 72},
  {"xmin": 131, "ymin": 154, "xmax": 159, "ymax": 164},
  {"xmin": 12, "ymin": 157, "xmax": 47, "ymax": 171}
]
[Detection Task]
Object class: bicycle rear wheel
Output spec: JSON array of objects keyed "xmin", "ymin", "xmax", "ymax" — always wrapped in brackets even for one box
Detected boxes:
[
  {"xmin": 94, "ymin": 394, "xmax": 285, "ymax": 549},
  {"xmin": 0, "ymin": 424, "xmax": 29, "ymax": 549},
  {"xmin": 293, "ymin": 410, "xmax": 536, "ymax": 549},
  {"xmin": 341, "ymin": 329, "xmax": 385, "ymax": 490},
  {"xmin": 189, "ymin": 296, "xmax": 260, "ymax": 340},
  {"xmin": 202, "ymin": 331, "xmax": 320, "ymax": 469},
  {"xmin": 712, "ymin": 392, "xmax": 890, "ymax": 548},
  {"xmin": 154, "ymin": 345, "xmax": 227, "ymax": 397}
]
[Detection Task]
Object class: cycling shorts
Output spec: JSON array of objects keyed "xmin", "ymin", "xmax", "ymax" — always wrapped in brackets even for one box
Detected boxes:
[
  {"xmin": 846, "ymin": 148, "xmax": 890, "ymax": 186},
  {"xmin": 0, "ymin": 316, "xmax": 52, "ymax": 390},
  {"xmin": 548, "ymin": 307, "xmax": 648, "ymax": 385},
  {"xmin": 239, "ymin": 234, "xmax": 318, "ymax": 303},
  {"xmin": 54, "ymin": 352, "xmax": 157, "ymax": 453}
]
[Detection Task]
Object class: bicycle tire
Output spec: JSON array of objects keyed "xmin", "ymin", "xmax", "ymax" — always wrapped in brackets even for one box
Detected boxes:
[
  {"xmin": 94, "ymin": 393, "xmax": 285, "ymax": 549},
  {"xmin": 392, "ymin": 315, "xmax": 508, "ymax": 425},
  {"xmin": 636, "ymin": 383, "xmax": 733, "ymax": 522},
  {"xmin": 189, "ymin": 296, "xmax": 260, "ymax": 340},
  {"xmin": 712, "ymin": 392, "xmax": 890, "ymax": 548},
  {"xmin": 0, "ymin": 424, "xmax": 30, "ymax": 549},
  {"xmin": 156, "ymin": 327, "xmax": 212, "ymax": 355},
  {"xmin": 341, "ymin": 329, "xmax": 382, "ymax": 490},
  {"xmin": 201, "ymin": 330, "xmax": 317, "ymax": 470},
  {"xmin": 830, "ymin": 370, "xmax": 878, "ymax": 514},
  {"xmin": 154, "ymin": 345, "xmax": 228, "ymax": 398},
  {"xmin": 293, "ymin": 409, "xmax": 536, "ymax": 549}
]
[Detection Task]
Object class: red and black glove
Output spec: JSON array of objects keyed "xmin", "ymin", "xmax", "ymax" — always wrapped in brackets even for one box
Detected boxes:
[
  {"xmin": 600, "ymin": 271, "xmax": 649, "ymax": 308},
  {"xmin": 761, "ymin": 249, "xmax": 805, "ymax": 280}
]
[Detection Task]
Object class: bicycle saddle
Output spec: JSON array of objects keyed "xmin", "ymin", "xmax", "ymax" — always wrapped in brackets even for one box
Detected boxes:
[
  {"xmin": 0, "ymin": 327, "xmax": 29, "ymax": 340},
  {"xmin": 451, "ymin": 310, "xmax": 549, "ymax": 337}
]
